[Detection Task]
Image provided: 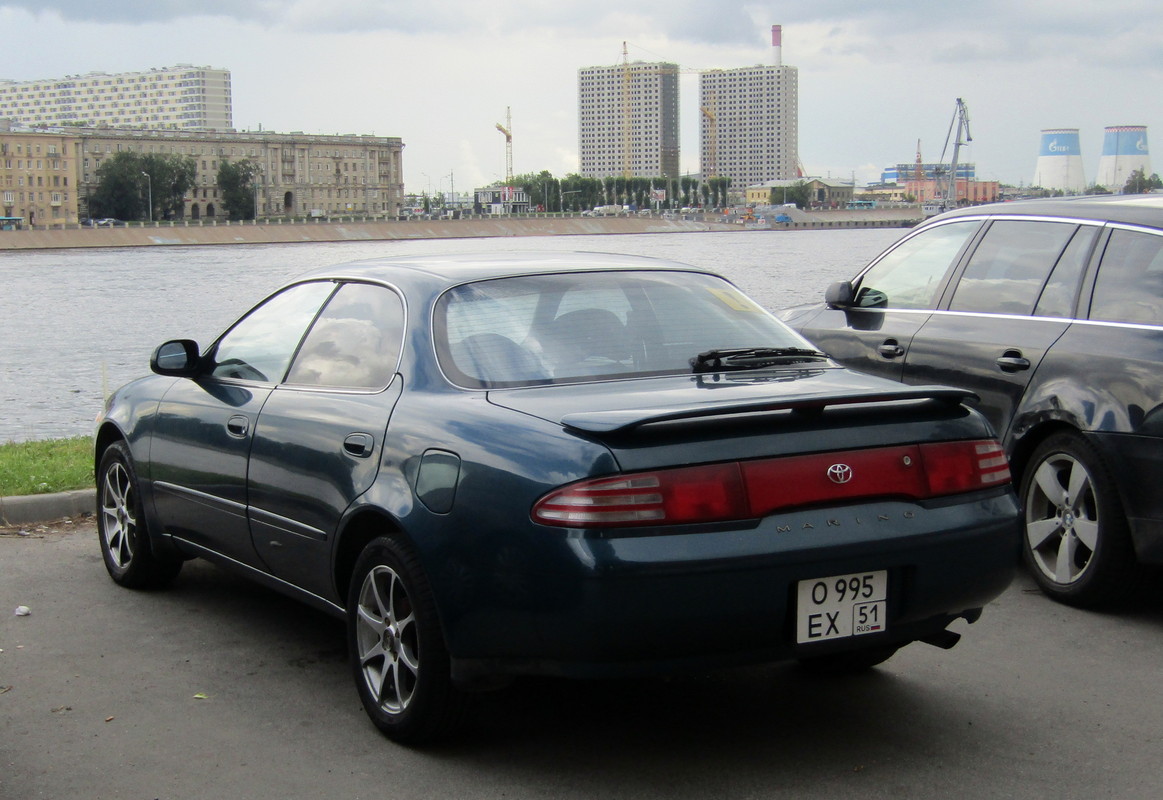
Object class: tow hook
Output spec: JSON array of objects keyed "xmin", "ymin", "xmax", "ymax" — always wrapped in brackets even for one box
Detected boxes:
[{"xmin": 920, "ymin": 629, "xmax": 962, "ymax": 650}]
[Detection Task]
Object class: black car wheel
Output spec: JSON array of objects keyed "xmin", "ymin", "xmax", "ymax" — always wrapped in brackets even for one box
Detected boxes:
[
  {"xmin": 1020, "ymin": 433, "xmax": 1138, "ymax": 607},
  {"xmin": 97, "ymin": 441, "xmax": 182, "ymax": 588},
  {"xmin": 348, "ymin": 536, "xmax": 465, "ymax": 744}
]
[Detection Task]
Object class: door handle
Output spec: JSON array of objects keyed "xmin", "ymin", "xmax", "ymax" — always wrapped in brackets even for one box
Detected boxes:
[
  {"xmin": 877, "ymin": 340, "xmax": 906, "ymax": 359},
  {"xmin": 343, "ymin": 433, "xmax": 375, "ymax": 458},
  {"xmin": 996, "ymin": 351, "xmax": 1031, "ymax": 372},
  {"xmin": 227, "ymin": 415, "xmax": 250, "ymax": 438}
]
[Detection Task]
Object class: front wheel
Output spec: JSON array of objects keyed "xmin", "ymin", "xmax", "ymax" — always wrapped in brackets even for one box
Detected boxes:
[
  {"xmin": 97, "ymin": 441, "xmax": 182, "ymax": 588},
  {"xmin": 347, "ymin": 535, "xmax": 465, "ymax": 745},
  {"xmin": 1020, "ymin": 433, "xmax": 1138, "ymax": 607}
]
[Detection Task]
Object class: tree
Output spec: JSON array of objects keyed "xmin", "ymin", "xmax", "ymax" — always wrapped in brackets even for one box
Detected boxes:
[
  {"xmin": 1123, "ymin": 168, "xmax": 1163, "ymax": 195},
  {"xmin": 218, "ymin": 158, "xmax": 261, "ymax": 220},
  {"xmin": 88, "ymin": 151, "xmax": 195, "ymax": 221},
  {"xmin": 769, "ymin": 181, "xmax": 812, "ymax": 209}
]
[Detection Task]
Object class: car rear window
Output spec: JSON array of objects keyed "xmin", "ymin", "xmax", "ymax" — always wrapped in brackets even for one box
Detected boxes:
[{"xmin": 434, "ymin": 271, "xmax": 806, "ymax": 388}]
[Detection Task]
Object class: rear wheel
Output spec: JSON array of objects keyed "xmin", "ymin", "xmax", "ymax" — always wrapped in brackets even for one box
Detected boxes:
[
  {"xmin": 1020, "ymin": 433, "xmax": 1138, "ymax": 607},
  {"xmin": 97, "ymin": 441, "xmax": 182, "ymax": 588},
  {"xmin": 348, "ymin": 535, "xmax": 465, "ymax": 745}
]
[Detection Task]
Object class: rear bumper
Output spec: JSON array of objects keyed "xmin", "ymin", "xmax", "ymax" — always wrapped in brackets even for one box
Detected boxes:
[{"xmin": 445, "ymin": 490, "xmax": 1021, "ymax": 681}]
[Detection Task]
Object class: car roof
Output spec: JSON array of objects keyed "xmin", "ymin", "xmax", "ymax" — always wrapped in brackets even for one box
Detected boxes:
[
  {"xmin": 934, "ymin": 194, "xmax": 1163, "ymax": 229},
  {"xmin": 291, "ymin": 250, "xmax": 714, "ymax": 288}
]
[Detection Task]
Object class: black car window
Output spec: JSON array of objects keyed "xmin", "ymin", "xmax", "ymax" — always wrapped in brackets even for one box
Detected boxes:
[
  {"xmin": 285, "ymin": 283, "xmax": 405, "ymax": 389},
  {"xmin": 209, "ymin": 281, "xmax": 335, "ymax": 383},
  {"xmin": 1033, "ymin": 225, "xmax": 1099, "ymax": 318},
  {"xmin": 949, "ymin": 220, "xmax": 1078, "ymax": 315},
  {"xmin": 1090, "ymin": 229, "xmax": 1163, "ymax": 325},
  {"xmin": 854, "ymin": 220, "xmax": 978, "ymax": 309}
]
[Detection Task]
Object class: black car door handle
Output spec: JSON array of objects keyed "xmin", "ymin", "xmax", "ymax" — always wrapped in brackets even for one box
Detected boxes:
[
  {"xmin": 343, "ymin": 433, "xmax": 375, "ymax": 458},
  {"xmin": 227, "ymin": 415, "xmax": 250, "ymax": 438},
  {"xmin": 996, "ymin": 352, "xmax": 1031, "ymax": 372},
  {"xmin": 877, "ymin": 340, "xmax": 906, "ymax": 359}
]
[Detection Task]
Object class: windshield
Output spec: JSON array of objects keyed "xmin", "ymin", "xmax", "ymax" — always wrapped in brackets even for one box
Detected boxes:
[{"xmin": 434, "ymin": 270, "xmax": 810, "ymax": 388}]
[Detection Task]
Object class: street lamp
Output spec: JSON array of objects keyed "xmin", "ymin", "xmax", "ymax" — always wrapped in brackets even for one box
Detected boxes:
[{"xmin": 141, "ymin": 171, "xmax": 152, "ymax": 222}]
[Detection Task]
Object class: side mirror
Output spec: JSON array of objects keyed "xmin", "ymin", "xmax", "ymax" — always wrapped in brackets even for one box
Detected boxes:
[
  {"xmin": 825, "ymin": 281, "xmax": 855, "ymax": 308},
  {"xmin": 151, "ymin": 339, "xmax": 201, "ymax": 376}
]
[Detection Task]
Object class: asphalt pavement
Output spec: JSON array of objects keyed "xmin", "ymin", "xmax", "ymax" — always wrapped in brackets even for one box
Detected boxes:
[{"xmin": 3, "ymin": 519, "xmax": 1163, "ymax": 800}]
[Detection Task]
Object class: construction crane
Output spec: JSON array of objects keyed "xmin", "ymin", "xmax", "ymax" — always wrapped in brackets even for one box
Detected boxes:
[
  {"xmin": 939, "ymin": 98, "xmax": 972, "ymax": 208},
  {"xmin": 914, "ymin": 140, "xmax": 924, "ymax": 182},
  {"xmin": 700, "ymin": 91, "xmax": 718, "ymax": 178},
  {"xmin": 495, "ymin": 107, "xmax": 513, "ymax": 184},
  {"xmin": 621, "ymin": 42, "xmax": 632, "ymax": 178}
]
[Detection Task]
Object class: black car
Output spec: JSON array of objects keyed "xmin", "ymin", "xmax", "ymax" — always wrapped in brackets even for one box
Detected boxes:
[
  {"xmin": 780, "ymin": 195, "xmax": 1163, "ymax": 608},
  {"xmin": 96, "ymin": 252, "xmax": 1020, "ymax": 743}
]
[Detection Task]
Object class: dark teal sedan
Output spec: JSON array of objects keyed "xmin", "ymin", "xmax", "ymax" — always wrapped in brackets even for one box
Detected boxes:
[{"xmin": 94, "ymin": 252, "xmax": 1020, "ymax": 744}]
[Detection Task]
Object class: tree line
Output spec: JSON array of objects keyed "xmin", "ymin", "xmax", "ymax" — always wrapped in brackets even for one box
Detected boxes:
[{"xmin": 87, "ymin": 151, "xmax": 260, "ymax": 221}]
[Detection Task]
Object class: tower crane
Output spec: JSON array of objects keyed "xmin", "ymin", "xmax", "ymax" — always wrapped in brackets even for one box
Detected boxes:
[
  {"xmin": 495, "ymin": 107, "xmax": 513, "ymax": 184},
  {"xmin": 700, "ymin": 92, "xmax": 718, "ymax": 178}
]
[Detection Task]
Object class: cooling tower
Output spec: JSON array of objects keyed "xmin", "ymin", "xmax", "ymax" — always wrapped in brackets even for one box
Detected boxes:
[
  {"xmin": 1095, "ymin": 126, "xmax": 1151, "ymax": 190},
  {"xmin": 1032, "ymin": 129, "xmax": 1086, "ymax": 192}
]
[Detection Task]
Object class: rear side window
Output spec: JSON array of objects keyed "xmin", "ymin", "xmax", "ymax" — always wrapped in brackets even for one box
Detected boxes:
[
  {"xmin": 855, "ymin": 220, "xmax": 978, "ymax": 309},
  {"xmin": 948, "ymin": 220, "xmax": 1078, "ymax": 315},
  {"xmin": 1090, "ymin": 229, "xmax": 1163, "ymax": 325}
]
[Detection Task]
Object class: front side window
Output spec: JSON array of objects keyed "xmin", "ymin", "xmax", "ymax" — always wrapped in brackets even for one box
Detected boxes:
[
  {"xmin": 209, "ymin": 281, "xmax": 335, "ymax": 382},
  {"xmin": 949, "ymin": 220, "xmax": 1079, "ymax": 315},
  {"xmin": 855, "ymin": 220, "xmax": 979, "ymax": 310},
  {"xmin": 435, "ymin": 271, "xmax": 805, "ymax": 388},
  {"xmin": 1089, "ymin": 229, "xmax": 1163, "ymax": 325},
  {"xmin": 285, "ymin": 282, "xmax": 404, "ymax": 389}
]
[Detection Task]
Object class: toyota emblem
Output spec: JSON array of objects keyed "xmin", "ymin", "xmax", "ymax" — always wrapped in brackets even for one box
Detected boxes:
[{"xmin": 827, "ymin": 464, "xmax": 853, "ymax": 484}]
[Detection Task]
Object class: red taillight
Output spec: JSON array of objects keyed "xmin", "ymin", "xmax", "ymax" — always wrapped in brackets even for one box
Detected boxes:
[{"xmin": 532, "ymin": 439, "xmax": 1010, "ymax": 529}]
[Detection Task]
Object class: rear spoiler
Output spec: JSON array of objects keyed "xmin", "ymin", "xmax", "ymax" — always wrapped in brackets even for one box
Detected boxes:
[{"xmin": 559, "ymin": 386, "xmax": 976, "ymax": 434}]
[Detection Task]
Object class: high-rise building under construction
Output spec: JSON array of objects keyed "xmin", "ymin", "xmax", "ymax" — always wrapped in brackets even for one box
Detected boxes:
[
  {"xmin": 699, "ymin": 26, "xmax": 799, "ymax": 187},
  {"xmin": 577, "ymin": 58, "xmax": 679, "ymax": 179}
]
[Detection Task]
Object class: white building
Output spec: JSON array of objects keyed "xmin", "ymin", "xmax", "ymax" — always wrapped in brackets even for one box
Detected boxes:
[
  {"xmin": 698, "ymin": 26, "xmax": 799, "ymax": 187},
  {"xmin": 0, "ymin": 65, "xmax": 232, "ymax": 130},
  {"xmin": 578, "ymin": 60, "xmax": 679, "ymax": 179}
]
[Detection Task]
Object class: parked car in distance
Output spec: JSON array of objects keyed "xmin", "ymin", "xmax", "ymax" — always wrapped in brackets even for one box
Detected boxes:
[
  {"xmin": 95, "ymin": 251, "xmax": 1020, "ymax": 744},
  {"xmin": 779, "ymin": 194, "xmax": 1163, "ymax": 608}
]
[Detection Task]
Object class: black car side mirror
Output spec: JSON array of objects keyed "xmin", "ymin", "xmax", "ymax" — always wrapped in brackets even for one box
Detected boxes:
[
  {"xmin": 825, "ymin": 281, "xmax": 855, "ymax": 308},
  {"xmin": 151, "ymin": 339, "xmax": 202, "ymax": 377}
]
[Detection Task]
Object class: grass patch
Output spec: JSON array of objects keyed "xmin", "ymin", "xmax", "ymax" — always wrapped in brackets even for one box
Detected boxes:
[{"xmin": 0, "ymin": 436, "xmax": 93, "ymax": 497}]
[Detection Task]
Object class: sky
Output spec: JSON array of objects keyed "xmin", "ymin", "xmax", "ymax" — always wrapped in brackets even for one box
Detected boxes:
[{"xmin": 2, "ymin": 1, "xmax": 1160, "ymax": 194}]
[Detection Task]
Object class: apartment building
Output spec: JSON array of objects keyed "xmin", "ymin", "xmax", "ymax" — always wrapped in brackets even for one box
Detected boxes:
[
  {"xmin": 578, "ymin": 60, "xmax": 680, "ymax": 179},
  {"xmin": 1, "ymin": 125, "xmax": 405, "ymax": 223},
  {"xmin": 699, "ymin": 63, "xmax": 799, "ymax": 188},
  {"xmin": 0, "ymin": 65, "xmax": 232, "ymax": 130},
  {"xmin": 0, "ymin": 130, "xmax": 80, "ymax": 225},
  {"xmin": 76, "ymin": 128, "xmax": 404, "ymax": 219}
]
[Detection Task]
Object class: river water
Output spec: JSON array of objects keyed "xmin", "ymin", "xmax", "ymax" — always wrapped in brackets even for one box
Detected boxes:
[{"xmin": 0, "ymin": 228, "xmax": 901, "ymax": 442}]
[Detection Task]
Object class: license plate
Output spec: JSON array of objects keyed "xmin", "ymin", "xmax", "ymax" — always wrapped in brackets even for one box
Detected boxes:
[{"xmin": 796, "ymin": 570, "xmax": 887, "ymax": 643}]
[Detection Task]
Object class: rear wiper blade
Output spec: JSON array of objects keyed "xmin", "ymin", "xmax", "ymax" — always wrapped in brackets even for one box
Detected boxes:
[{"xmin": 690, "ymin": 347, "xmax": 829, "ymax": 373}]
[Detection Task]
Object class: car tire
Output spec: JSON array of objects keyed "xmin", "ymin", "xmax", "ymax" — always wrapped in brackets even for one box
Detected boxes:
[
  {"xmin": 1020, "ymin": 433, "xmax": 1138, "ymax": 608},
  {"xmin": 97, "ymin": 441, "xmax": 182, "ymax": 588},
  {"xmin": 797, "ymin": 644, "xmax": 899, "ymax": 675},
  {"xmin": 348, "ymin": 535, "xmax": 465, "ymax": 745}
]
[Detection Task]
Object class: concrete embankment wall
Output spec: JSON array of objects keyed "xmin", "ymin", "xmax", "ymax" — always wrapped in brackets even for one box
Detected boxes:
[{"xmin": 0, "ymin": 209, "xmax": 922, "ymax": 251}]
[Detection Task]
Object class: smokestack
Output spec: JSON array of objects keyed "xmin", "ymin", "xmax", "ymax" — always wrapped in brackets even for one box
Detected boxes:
[{"xmin": 772, "ymin": 25, "xmax": 782, "ymax": 67}]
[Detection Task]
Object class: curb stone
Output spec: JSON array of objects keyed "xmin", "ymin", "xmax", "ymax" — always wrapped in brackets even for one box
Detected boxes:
[{"xmin": 0, "ymin": 489, "xmax": 96, "ymax": 527}]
